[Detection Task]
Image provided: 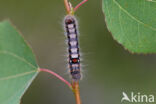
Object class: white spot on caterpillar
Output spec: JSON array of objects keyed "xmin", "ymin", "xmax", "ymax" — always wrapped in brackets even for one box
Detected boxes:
[
  {"xmin": 68, "ymin": 24, "xmax": 74, "ymax": 28},
  {"xmin": 69, "ymin": 28, "xmax": 75, "ymax": 33},
  {"xmin": 69, "ymin": 34, "xmax": 76, "ymax": 38},
  {"xmin": 70, "ymin": 41, "xmax": 77, "ymax": 46},
  {"xmin": 71, "ymin": 48, "xmax": 78, "ymax": 53},
  {"xmin": 71, "ymin": 54, "xmax": 78, "ymax": 58}
]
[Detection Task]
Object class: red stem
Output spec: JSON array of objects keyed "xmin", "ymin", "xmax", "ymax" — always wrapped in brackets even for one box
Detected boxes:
[
  {"xmin": 39, "ymin": 68, "xmax": 72, "ymax": 88},
  {"xmin": 74, "ymin": 0, "xmax": 88, "ymax": 12}
]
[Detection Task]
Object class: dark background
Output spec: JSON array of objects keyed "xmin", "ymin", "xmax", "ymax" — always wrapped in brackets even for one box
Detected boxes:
[{"xmin": 0, "ymin": 0, "xmax": 156, "ymax": 104}]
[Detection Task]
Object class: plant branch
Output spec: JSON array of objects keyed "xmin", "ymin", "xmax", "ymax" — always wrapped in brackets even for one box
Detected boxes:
[
  {"xmin": 72, "ymin": 81, "xmax": 81, "ymax": 104},
  {"xmin": 74, "ymin": 0, "xmax": 88, "ymax": 12},
  {"xmin": 64, "ymin": 0, "xmax": 70, "ymax": 14},
  {"xmin": 39, "ymin": 68, "xmax": 72, "ymax": 89}
]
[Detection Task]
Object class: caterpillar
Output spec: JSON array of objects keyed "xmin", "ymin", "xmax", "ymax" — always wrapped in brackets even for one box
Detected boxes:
[
  {"xmin": 64, "ymin": 0, "xmax": 87, "ymax": 81},
  {"xmin": 64, "ymin": 15, "xmax": 80, "ymax": 81}
]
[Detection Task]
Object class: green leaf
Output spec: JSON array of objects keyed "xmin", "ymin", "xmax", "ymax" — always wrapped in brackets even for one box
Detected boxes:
[
  {"xmin": 0, "ymin": 21, "xmax": 39, "ymax": 104},
  {"xmin": 102, "ymin": 0, "xmax": 156, "ymax": 53}
]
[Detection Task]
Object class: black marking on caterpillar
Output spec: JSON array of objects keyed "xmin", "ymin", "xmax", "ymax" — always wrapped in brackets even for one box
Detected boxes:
[{"xmin": 64, "ymin": 15, "xmax": 81, "ymax": 81}]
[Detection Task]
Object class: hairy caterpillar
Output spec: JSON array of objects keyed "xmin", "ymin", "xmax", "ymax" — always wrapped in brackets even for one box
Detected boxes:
[
  {"xmin": 64, "ymin": 15, "xmax": 81, "ymax": 81},
  {"xmin": 64, "ymin": 0, "xmax": 87, "ymax": 81}
]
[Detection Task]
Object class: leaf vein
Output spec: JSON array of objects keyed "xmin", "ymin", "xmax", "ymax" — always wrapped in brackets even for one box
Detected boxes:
[
  {"xmin": 0, "ymin": 50, "xmax": 36, "ymax": 69},
  {"xmin": 0, "ymin": 70, "xmax": 37, "ymax": 81},
  {"xmin": 3, "ymin": 71, "xmax": 38, "ymax": 104},
  {"xmin": 113, "ymin": 0, "xmax": 156, "ymax": 31}
]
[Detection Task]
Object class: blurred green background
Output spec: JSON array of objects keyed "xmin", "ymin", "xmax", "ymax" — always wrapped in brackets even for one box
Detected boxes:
[{"xmin": 0, "ymin": 0, "xmax": 156, "ymax": 104}]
